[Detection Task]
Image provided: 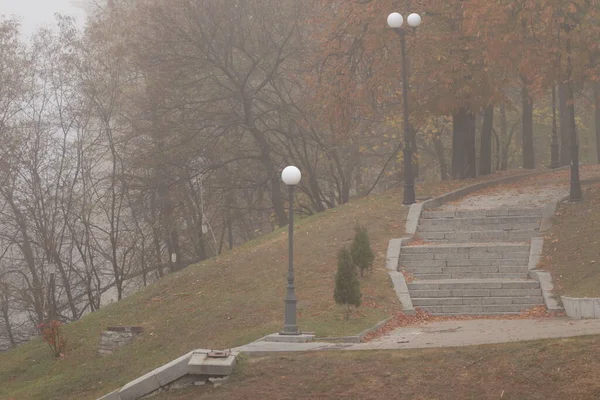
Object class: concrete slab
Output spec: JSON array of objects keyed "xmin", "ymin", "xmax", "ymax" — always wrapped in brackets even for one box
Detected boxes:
[
  {"xmin": 405, "ymin": 202, "xmax": 423, "ymax": 234},
  {"xmin": 188, "ymin": 353, "xmax": 237, "ymax": 376},
  {"xmin": 528, "ymin": 237, "xmax": 544, "ymax": 270},
  {"xmin": 119, "ymin": 370, "xmax": 161, "ymax": 400},
  {"xmin": 260, "ymin": 333, "xmax": 316, "ymax": 343},
  {"xmin": 97, "ymin": 390, "xmax": 122, "ymax": 400},
  {"xmin": 154, "ymin": 350, "xmax": 194, "ymax": 387},
  {"xmin": 530, "ymin": 270, "xmax": 562, "ymax": 311}
]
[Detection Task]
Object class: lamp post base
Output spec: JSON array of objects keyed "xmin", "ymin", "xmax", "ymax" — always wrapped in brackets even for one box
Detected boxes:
[{"xmin": 263, "ymin": 333, "xmax": 315, "ymax": 343}]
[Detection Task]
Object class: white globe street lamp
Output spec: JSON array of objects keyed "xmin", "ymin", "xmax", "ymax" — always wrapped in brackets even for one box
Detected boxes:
[
  {"xmin": 280, "ymin": 165, "xmax": 301, "ymax": 335},
  {"xmin": 387, "ymin": 12, "xmax": 422, "ymax": 205}
]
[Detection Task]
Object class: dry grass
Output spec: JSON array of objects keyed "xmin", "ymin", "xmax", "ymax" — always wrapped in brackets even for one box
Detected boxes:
[
  {"xmin": 540, "ymin": 181, "xmax": 600, "ymax": 298},
  {"xmin": 153, "ymin": 335, "xmax": 600, "ymax": 400},
  {"xmin": 0, "ymin": 169, "xmax": 541, "ymax": 400}
]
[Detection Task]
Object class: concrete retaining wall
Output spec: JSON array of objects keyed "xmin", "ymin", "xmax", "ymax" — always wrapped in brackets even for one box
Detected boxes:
[{"xmin": 562, "ymin": 297, "xmax": 600, "ymax": 319}]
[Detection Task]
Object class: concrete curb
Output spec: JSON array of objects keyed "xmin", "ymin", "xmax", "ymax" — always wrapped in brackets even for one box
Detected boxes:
[
  {"xmin": 386, "ymin": 237, "xmax": 415, "ymax": 314},
  {"xmin": 529, "ymin": 270, "xmax": 562, "ymax": 312},
  {"xmin": 561, "ymin": 297, "xmax": 600, "ymax": 319},
  {"xmin": 528, "ymin": 237, "xmax": 544, "ymax": 271},
  {"xmin": 96, "ymin": 349, "xmax": 236, "ymax": 400}
]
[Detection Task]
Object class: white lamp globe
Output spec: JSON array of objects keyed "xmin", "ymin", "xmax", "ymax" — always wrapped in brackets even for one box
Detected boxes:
[
  {"xmin": 281, "ymin": 166, "xmax": 301, "ymax": 186},
  {"xmin": 407, "ymin": 13, "xmax": 422, "ymax": 28},
  {"xmin": 387, "ymin": 12, "xmax": 403, "ymax": 28}
]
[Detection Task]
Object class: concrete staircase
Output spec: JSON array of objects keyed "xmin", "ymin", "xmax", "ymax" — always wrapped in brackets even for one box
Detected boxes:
[{"xmin": 399, "ymin": 207, "xmax": 545, "ymax": 315}]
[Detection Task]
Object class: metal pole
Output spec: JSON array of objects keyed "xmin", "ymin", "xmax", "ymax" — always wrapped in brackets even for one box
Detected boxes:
[
  {"xmin": 281, "ymin": 185, "xmax": 299, "ymax": 335},
  {"xmin": 565, "ymin": 29, "xmax": 582, "ymax": 201},
  {"xmin": 550, "ymin": 85, "xmax": 560, "ymax": 168},
  {"xmin": 397, "ymin": 29, "xmax": 415, "ymax": 205}
]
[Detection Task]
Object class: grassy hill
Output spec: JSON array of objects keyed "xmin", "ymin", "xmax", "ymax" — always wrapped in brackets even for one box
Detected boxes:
[
  {"xmin": 0, "ymin": 170, "xmax": 532, "ymax": 400},
  {"xmin": 152, "ymin": 334, "xmax": 600, "ymax": 400},
  {"xmin": 541, "ymin": 181, "xmax": 600, "ymax": 298}
]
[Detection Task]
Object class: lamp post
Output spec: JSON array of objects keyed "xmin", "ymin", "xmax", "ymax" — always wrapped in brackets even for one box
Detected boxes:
[
  {"xmin": 550, "ymin": 85, "xmax": 560, "ymax": 169},
  {"xmin": 387, "ymin": 12, "xmax": 421, "ymax": 205},
  {"xmin": 564, "ymin": 23, "xmax": 582, "ymax": 201},
  {"xmin": 280, "ymin": 166, "xmax": 301, "ymax": 335}
]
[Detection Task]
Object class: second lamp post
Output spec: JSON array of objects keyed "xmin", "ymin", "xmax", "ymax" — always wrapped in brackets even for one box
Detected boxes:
[{"xmin": 387, "ymin": 12, "xmax": 421, "ymax": 205}]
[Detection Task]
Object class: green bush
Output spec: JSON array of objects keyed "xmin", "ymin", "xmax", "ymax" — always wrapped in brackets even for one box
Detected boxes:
[
  {"xmin": 350, "ymin": 223, "xmax": 375, "ymax": 277},
  {"xmin": 334, "ymin": 246, "xmax": 361, "ymax": 319}
]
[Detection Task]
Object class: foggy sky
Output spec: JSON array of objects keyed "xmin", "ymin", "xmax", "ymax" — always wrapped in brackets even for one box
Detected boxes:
[{"xmin": 0, "ymin": 0, "xmax": 87, "ymax": 38}]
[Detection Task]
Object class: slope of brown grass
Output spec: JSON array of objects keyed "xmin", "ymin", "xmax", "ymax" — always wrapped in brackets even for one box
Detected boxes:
[
  {"xmin": 0, "ymin": 169, "xmax": 539, "ymax": 400},
  {"xmin": 154, "ymin": 335, "xmax": 600, "ymax": 400},
  {"xmin": 541, "ymin": 182, "xmax": 600, "ymax": 298}
]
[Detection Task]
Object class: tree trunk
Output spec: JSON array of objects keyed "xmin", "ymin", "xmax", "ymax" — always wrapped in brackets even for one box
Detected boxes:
[
  {"xmin": 559, "ymin": 83, "xmax": 571, "ymax": 166},
  {"xmin": 453, "ymin": 107, "xmax": 477, "ymax": 179},
  {"xmin": 452, "ymin": 109, "xmax": 465, "ymax": 179},
  {"xmin": 594, "ymin": 82, "xmax": 600, "ymax": 164},
  {"xmin": 499, "ymin": 104, "xmax": 508, "ymax": 171},
  {"xmin": 522, "ymin": 86, "xmax": 535, "ymax": 169},
  {"xmin": 480, "ymin": 105, "xmax": 494, "ymax": 175},
  {"xmin": 433, "ymin": 129, "xmax": 448, "ymax": 181}
]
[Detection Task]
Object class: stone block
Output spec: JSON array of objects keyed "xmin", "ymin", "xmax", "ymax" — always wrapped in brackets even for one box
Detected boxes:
[
  {"xmin": 154, "ymin": 351, "xmax": 194, "ymax": 387},
  {"xmin": 435, "ymin": 252, "xmax": 470, "ymax": 260},
  {"xmin": 464, "ymin": 297, "xmax": 513, "ymax": 305},
  {"xmin": 388, "ymin": 271, "xmax": 414, "ymax": 311},
  {"xmin": 119, "ymin": 370, "xmax": 161, "ymax": 400},
  {"xmin": 501, "ymin": 281, "xmax": 539, "ymax": 289},
  {"xmin": 188, "ymin": 352, "xmax": 237, "ymax": 376},
  {"xmin": 97, "ymin": 390, "xmax": 122, "ymax": 400},
  {"xmin": 511, "ymin": 296, "xmax": 545, "ymax": 304},
  {"xmin": 451, "ymin": 289, "xmax": 491, "ymax": 297},
  {"xmin": 402, "ymin": 253, "xmax": 434, "ymax": 260},
  {"xmin": 502, "ymin": 252, "xmax": 531, "ymax": 260},
  {"xmin": 403, "ymin": 266, "xmax": 444, "ymax": 274},
  {"xmin": 498, "ymin": 266, "xmax": 529, "ymax": 273},
  {"xmin": 405, "ymin": 203, "xmax": 423, "ymax": 234},
  {"xmin": 409, "ymin": 289, "xmax": 452, "ymax": 298},
  {"xmin": 386, "ymin": 238, "xmax": 403, "ymax": 272},
  {"xmin": 446, "ymin": 259, "xmax": 492, "ymax": 267},
  {"xmin": 399, "ymin": 260, "xmax": 445, "ymax": 268},
  {"xmin": 411, "ymin": 298, "xmax": 463, "ymax": 306},
  {"xmin": 489, "ymin": 289, "xmax": 541, "ymax": 297},
  {"xmin": 486, "ymin": 209, "xmax": 510, "ymax": 216},
  {"xmin": 508, "ymin": 208, "xmax": 542, "ymax": 217},
  {"xmin": 499, "ymin": 259, "xmax": 529, "ymax": 266},
  {"xmin": 442, "ymin": 266, "xmax": 499, "ymax": 275}
]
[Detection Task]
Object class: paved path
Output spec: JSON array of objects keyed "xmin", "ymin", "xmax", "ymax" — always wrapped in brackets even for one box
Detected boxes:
[
  {"xmin": 351, "ymin": 317, "xmax": 600, "ymax": 350},
  {"xmin": 233, "ymin": 318, "xmax": 600, "ymax": 353}
]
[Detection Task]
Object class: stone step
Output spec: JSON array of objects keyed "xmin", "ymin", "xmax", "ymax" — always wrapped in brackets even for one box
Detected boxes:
[
  {"xmin": 420, "ymin": 215, "xmax": 540, "ymax": 226},
  {"xmin": 415, "ymin": 304, "xmax": 542, "ymax": 314},
  {"xmin": 401, "ymin": 243, "xmax": 530, "ymax": 254},
  {"xmin": 407, "ymin": 279, "xmax": 540, "ymax": 290},
  {"xmin": 418, "ymin": 229, "xmax": 538, "ymax": 243},
  {"xmin": 411, "ymin": 272, "xmax": 529, "ymax": 280},
  {"xmin": 412, "ymin": 296, "xmax": 545, "ymax": 306},
  {"xmin": 400, "ymin": 260, "xmax": 529, "ymax": 270},
  {"xmin": 409, "ymin": 288, "xmax": 543, "ymax": 298},
  {"xmin": 418, "ymin": 222, "xmax": 540, "ymax": 232},
  {"xmin": 404, "ymin": 266, "xmax": 528, "ymax": 278},
  {"xmin": 422, "ymin": 208, "xmax": 543, "ymax": 219}
]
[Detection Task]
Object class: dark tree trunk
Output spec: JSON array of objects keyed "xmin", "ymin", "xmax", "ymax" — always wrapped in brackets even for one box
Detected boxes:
[
  {"xmin": 452, "ymin": 109, "xmax": 465, "ymax": 179},
  {"xmin": 594, "ymin": 82, "xmax": 600, "ymax": 164},
  {"xmin": 480, "ymin": 105, "xmax": 494, "ymax": 175},
  {"xmin": 499, "ymin": 104, "xmax": 508, "ymax": 171},
  {"xmin": 559, "ymin": 83, "xmax": 571, "ymax": 166},
  {"xmin": 522, "ymin": 86, "xmax": 535, "ymax": 169},
  {"xmin": 452, "ymin": 107, "xmax": 476, "ymax": 179},
  {"xmin": 433, "ymin": 129, "xmax": 448, "ymax": 181}
]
